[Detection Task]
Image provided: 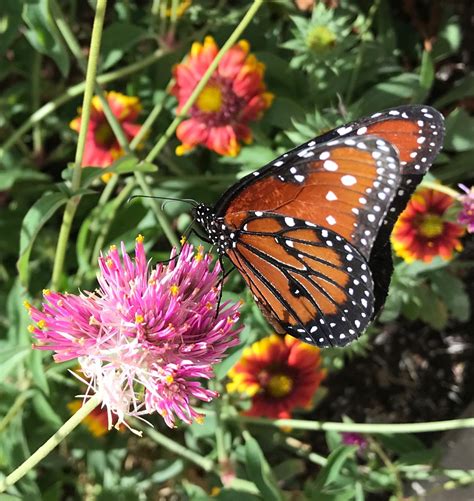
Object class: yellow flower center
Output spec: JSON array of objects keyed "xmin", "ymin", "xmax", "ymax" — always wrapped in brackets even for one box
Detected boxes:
[
  {"xmin": 267, "ymin": 373, "xmax": 293, "ymax": 398},
  {"xmin": 95, "ymin": 121, "xmax": 115, "ymax": 148},
  {"xmin": 196, "ymin": 84, "xmax": 223, "ymax": 113},
  {"xmin": 306, "ymin": 26, "xmax": 337, "ymax": 53},
  {"xmin": 418, "ymin": 214, "xmax": 444, "ymax": 238},
  {"xmin": 170, "ymin": 284, "xmax": 180, "ymax": 296}
]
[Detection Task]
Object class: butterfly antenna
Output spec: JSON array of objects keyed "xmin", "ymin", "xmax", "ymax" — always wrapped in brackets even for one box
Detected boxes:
[{"xmin": 128, "ymin": 194, "xmax": 198, "ymax": 207}]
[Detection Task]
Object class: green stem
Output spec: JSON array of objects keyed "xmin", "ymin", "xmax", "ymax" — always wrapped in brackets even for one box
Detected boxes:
[
  {"xmin": 212, "ymin": 384, "xmax": 228, "ymax": 467},
  {"xmin": 134, "ymin": 171, "xmax": 180, "ymax": 247},
  {"xmin": 369, "ymin": 437, "xmax": 403, "ymax": 498},
  {"xmin": 0, "ymin": 396, "xmax": 100, "ymax": 493},
  {"xmin": 130, "ymin": 97, "xmax": 167, "ymax": 150},
  {"xmin": 51, "ymin": 0, "xmax": 108, "ymax": 290},
  {"xmin": 91, "ymin": 178, "xmax": 136, "ymax": 264},
  {"xmin": 145, "ymin": 0, "xmax": 265, "ymax": 163},
  {"xmin": 141, "ymin": 424, "xmax": 215, "ymax": 472},
  {"xmin": 421, "ymin": 180, "xmax": 460, "ymax": 199},
  {"xmin": 53, "ymin": 3, "xmax": 178, "ymax": 249},
  {"xmin": 0, "ymin": 49, "xmax": 167, "ymax": 158},
  {"xmin": 345, "ymin": 0, "xmax": 381, "ymax": 104},
  {"xmin": 32, "ymin": 52, "xmax": 42, "ymax": 156},
  {"xmin": 235, "ymin": 416, "xmax": 474, "ymax": 434},
  {"xmin": 284, "ymin": 436, "xmax": 327, "ymax": 466},
  {"xmin": 0, "ymin": 391, "xmax": 33, "ymax": 433},
  {"xmin": 53, "ymin": 0, "xmax": 132, "ymax": 154}
]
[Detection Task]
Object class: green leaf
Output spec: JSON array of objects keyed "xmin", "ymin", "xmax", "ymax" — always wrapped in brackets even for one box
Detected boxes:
[
  {"xmin": 444, "ymin": 108, "xmax": 474, "ymax": 152},
  {"xmin": 356, "ymin": 73, "xmax": 420, "ymax": 116},
  {"xmin": 378, "ymin": 433, "xmax": 426, "ymax": 455},
  {"xmin": 32, "ymin": 391, "xmax": 63, "ymax": 429},
  {"xmin": 23, "ymin": 0, "xmax": 70, "ymax": 77},
  {"xmin": 0, "ymin": 345, "xmax": 31, "ymax": 382},
  {"xmin": 149, "ymin": 459, "xmax": 184, "ymax": 484},
  {"xmin": 30, "ymin": 349, "xmax": 50, "ymax": 395},
  {"xmin": 243, "ymin": 431, "xmax": 283, "ymax": 501},
  {"xmin": 0, "ymin": 0, "xmax": 22, "ymax": 55},
  {"xmin": 434, "ymin": 73, "xmax": 474, "ymax": 108},
  {"xmin": 100, "ymin": 22, "xmax": 146, "ymax": 70},
  {"xmin": 312, "ymin": 445, "xmax": 357, "ymax": 491},
  {"xmin": 17, "ymin": 191, "xmax": 68, "ymax": 287},
  {"xmin": 73, "ymin": 156, "xmax": 158, "ymax": 188},
  {"xmin": 416, "ymin": 50, "xmax": 434, "ymax": 100},
  {"xmin": 430, "ymin": 271, "xmax": 471, "ymax": 322},
  {"xmin": 273, "ymin": 459, "xmax": 305, "ymax": 483},
  {"xmin": 0, "ymin": 168, "xmax": 49, "ymax": 190}
]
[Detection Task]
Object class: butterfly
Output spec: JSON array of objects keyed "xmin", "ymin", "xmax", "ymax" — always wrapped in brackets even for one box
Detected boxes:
[{"xmin": 193, "ymin": 105, "xmax": 445, "ymax": 348}]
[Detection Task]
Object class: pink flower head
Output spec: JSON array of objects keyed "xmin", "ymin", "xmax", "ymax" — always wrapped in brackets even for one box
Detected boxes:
[
  {"xmin": 171, "ymin": 36, "xmax": 274, "ymax": 157},
  {"xmin": 27, "ymin": 237, "xmax": 242, "ymax": 429},
  {"xmin": 341, "ymin": 432, "xmax": 368, "ymax": 451},
  {"xmin": 458, "ymin": 184, "xmax": 474, "ymax": 233}
]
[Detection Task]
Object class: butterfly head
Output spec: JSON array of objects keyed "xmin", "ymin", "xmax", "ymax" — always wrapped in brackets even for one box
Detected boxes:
[{"xmin": 193, "ymin": 204, "xmax": 233, "ymax": 255}]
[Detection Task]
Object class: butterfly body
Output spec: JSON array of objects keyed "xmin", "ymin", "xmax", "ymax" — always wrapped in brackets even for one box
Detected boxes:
[{"xmin": 195, "ymin": 105, "xmax": 445, "ymax": 348}]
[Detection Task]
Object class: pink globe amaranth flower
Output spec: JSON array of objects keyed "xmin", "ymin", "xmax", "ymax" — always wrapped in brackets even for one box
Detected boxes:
[
  {"xmin": 26, "ymin": 237, "xmax": 242, "ymax": 429},
  {"xmin": 70, "ymin": 91, "xmax": 142, "ymax": 176},
  {"xmin": 341, "ymin": 432, "xmax": 368, "ymax": 451},
  {"xmin": 458, "ymin": 184, "xmax": 474, "ymax": 233},
  {"xmin": 171, "ymin": 36, "xmax": 274, "ymax": 157}
]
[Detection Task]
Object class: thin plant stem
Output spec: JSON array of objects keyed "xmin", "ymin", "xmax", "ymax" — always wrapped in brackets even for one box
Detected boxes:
[
  {"xmin": 145, "ymin": 0, "xmax": 265, "ymax": 163},
  {"xmin": 0, "ymin": 396, "xmax": 101, "ymax": 493},
  {"xmin": 345, "ymin": 0, "xmax": 381, "ymax": 104},
  {"xmin": 53, "ymin": 4, "xmax": 178, "ymax": 248},
  {"xmin": 233, "ymin": 415, "xmax": 474, "ymax": 434},
  {"xmin": 51, "ymin": 0, "xmax": 108, "ymax": 290},
  {"xmin": 421, "ymin": 180, "xmax": 460, "ymax": 199},
  {"xmin": 32, "ymin": 52, "xmax": 42, "ymax": 156},
  {"xmin": 130, "ymin": 95, "xmax": 168, "ymax": 150},
  {"xmin": 368, "ymin": 437, "xmax": 403, "ymax": 498},
  {"xmin": 212, "ymin": 384, "xmax": 228, "ymax": 469},
  {"xmin": 90, "ymin": 178, "xmax": 136, "ymax": 264},
  {"xmin": 0, "ymin": 391, "xmax": 33, "ymax": 433},
  {"xmin": 284, "ymin": 436, "xmax": 327, "ymax": 466},
  {"xmin": 53, "ymin": 0, "xmax": 132, "ymax": 154},
  {"xmin": 140, "ymin": 424, "xmax": 215, "ymax": 472},
  {"xmin": 134, "ymin": 171, "xmax": 180, "ymax": 247}
]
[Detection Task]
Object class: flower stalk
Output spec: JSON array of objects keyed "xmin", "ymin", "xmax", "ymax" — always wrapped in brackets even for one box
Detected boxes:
[
  {"xmin": 51, "ymin": 0, "xmax": 108, "ymax": 289},
  {"xmin": 0, "ymin": 396, "xmax": 101, "ymax": 493},
  {"xmin": 145, "ymin": 0, "xmax": 265, "ymax": 163},
  {"xmin": 235, "ymin": 415, "xmax": 474, "ymax": 433}
]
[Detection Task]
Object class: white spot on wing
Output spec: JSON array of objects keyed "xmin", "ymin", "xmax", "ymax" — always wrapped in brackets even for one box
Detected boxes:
[{"xmin": 341, "ymin": 175, "xmax": 357, "ymax": 186}]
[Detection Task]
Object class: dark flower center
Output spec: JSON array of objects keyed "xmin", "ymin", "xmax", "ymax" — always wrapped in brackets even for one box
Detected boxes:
[
  {"xmin": 192, "ymin": 77, "xmax": 245, "ymax": 126},
  {"xmin": 94, "ymin": 120, "xmax": 116, "ymax": 149}
]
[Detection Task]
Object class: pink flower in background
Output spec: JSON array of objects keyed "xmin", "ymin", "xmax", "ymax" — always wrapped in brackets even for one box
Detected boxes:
[
  {"xmin": 341, "ymin": 432, "xmax": 368, "ymax": 451},
  {"xmin": 27, "ymin": 237, "xmax": 242, "ymax": 429},
  {"xmin": 458, "ymin": 184, "xmax": 474, "ymax": 233}
]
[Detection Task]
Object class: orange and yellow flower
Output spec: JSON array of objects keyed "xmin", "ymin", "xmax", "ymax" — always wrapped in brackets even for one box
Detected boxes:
[
  {"xmin": 391, "ymin": 187, "xmax": 465, "ymax": 263},
  {"xmin": 227, "ymin": 334, "xmax": 326, "ymax": 419},
  {"xmin": 171, "ymin": 36, "xmax": 274, "ymax": 157},
  {"xmin": 70, "ymin": 91, "xmax": 142, "ymax": 170}
]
